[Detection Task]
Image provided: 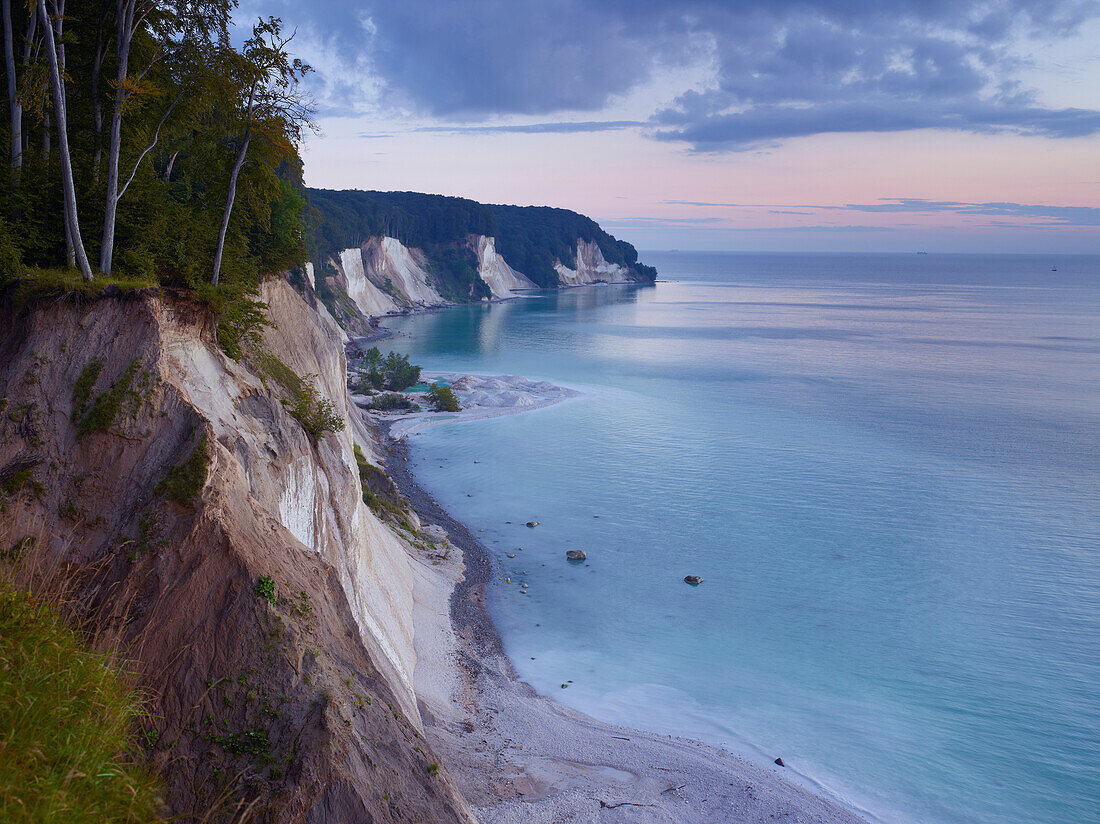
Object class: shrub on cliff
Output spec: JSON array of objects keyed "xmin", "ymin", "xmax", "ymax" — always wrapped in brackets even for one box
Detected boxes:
[
  {"xmin": 251, "ymin": 349, "xmax": 345, "ymax": 439},
  {"xmin": 156, "ymin": 438, "xmax": 209, "ymax": 506},
  {"xmin": 286, "ymin": 380, "xmax": 344, "ymax": 440},
  {"xmin": 0, "ymin": 586, "xmax": 163, "ymax": 823}
]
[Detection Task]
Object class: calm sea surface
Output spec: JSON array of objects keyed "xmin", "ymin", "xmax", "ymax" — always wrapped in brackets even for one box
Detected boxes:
[{"xmin": 383, "ymin": 253, "xmax": 1100, "ymax": 824}]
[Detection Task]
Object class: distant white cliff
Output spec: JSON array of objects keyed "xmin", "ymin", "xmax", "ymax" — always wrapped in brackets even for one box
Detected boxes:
[
  {"xmin": 554, "ymin": 239, "xmax": 631, "ymax": 285},
  {"xmin": 336, "ymin": 247, "xmax": 401, "ymax": 316},
  {"xmin": 365, "ymin": 236, "xmax": 446, "ymax": 306},
  {"xmin": 475, "ymin": 236, "xmax": 537, "ymax": 298},
  {"xmin": 319, "ymin": 234, "xmax": 638, "ymax": 327}
]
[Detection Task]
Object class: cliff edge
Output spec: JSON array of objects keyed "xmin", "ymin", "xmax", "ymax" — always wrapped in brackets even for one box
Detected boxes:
[{"xmin": 0, "ymin": 277, "xmax": 474, "ymax": 823}]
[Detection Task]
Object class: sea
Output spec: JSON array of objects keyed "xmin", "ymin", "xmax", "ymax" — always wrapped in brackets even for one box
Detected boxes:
[{"xmin": 382, "ymin": 253, "xmax": 1100, "ymax": 824}]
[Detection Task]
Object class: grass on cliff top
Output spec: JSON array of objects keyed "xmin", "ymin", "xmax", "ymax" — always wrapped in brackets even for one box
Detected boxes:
[
  {"xmin": 0, "ymin": 585, "xmax": 163, "ymax": 823},
  {"xmin": 1, "ymin": 268, "xmax": 157, "ymax": 309}
]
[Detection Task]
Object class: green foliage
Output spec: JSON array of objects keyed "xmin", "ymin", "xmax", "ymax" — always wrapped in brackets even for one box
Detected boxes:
[
  {"xmin": 286, "ymin": 381, "xmax": 344, "ymax": 439},
  {"xmin": 72, "ymin": 358, "xmax": 104, "ymax": 418},
  {"xmin": 0, "ymin": 586, "xmax": 163, "ymax": 823},
  {"xmin": 0, "ymin": 2, "xmax": 311, "ymax": 290},
  {"xmin": 492, "ymin": 204, "xmax": 656, "ymax": 287},
  {"xmin": 251, "ymin": 348, "xmax": 345, "ymax": 439},
  {"xmin": 77, "ymin": 360, "xmax": 141, "ymax": 436},
  {"xmin": 222, "ymin": 301, "xmax": 270, "ymax": 359},
  {"xmin": 356, "ymin": 348, "xmax": 421, "ymax": 392},
  {"xmin": 353, "ymin": 445, "xmax": 406, "ymax": 521},
  {"xmin": 428, "ymin": 762, "xmax": 440, "ymax": 776},
  {"xmin": 306, "ymin": 189, "xmax": 495, "ymax": 265},
  {"xmin": 381, "ymin": 351, "xmax": 420, "ymax": 391},
  {"xmin": 209, "ymin": 728, "xmax": 270, "ymax": 757},
  {"xmin": 1, "ymin": 468, "xmax": 43, "ymax": 497},
  {"xmin": 0, "ymin": 270, "xmax": 157, "ymax": 312},
  {"xmin": 156, "ymin": 437, "xmax": 209, "ymax": 506},
  {"xmin": 367, "ymin": 393, "xmax": 419, "ymax": 412},
  {"xmin": 0, "ymin": 216, "xmax": 23, "ymax": 276},
  {"xmin": 253, "ymin": 576, "xmax": 277, "ymax": 605},
  {"xmin": 426, "ymin": 384, "xmax": 461, "ymax": 413}
]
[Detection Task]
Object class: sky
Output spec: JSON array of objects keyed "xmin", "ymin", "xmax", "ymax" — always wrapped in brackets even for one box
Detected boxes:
[{"xmin": 239, "ymin": 0, "xmax": 1100, "ymax": 253}]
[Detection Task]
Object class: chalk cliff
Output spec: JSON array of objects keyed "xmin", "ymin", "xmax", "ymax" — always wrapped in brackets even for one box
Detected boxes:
[
  {"xmin": 474, "ymin": 235, "xmax": 538, "ymax": 298},
  {"xmin": 306, "ymin": 189, "xmax": 657, "ymax": 332},
  {"xmin": 0, "ymin": 279, "xmax": 474, "ymax": 823},
  {"xmin": 554, "ymin": 238, "xmax": 632, "ymax": 285}
]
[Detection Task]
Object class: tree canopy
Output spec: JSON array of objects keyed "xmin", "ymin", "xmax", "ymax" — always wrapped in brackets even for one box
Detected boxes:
[{"xmin": 0, "ymin": 1, "xmax": 313, "ymax": 297}]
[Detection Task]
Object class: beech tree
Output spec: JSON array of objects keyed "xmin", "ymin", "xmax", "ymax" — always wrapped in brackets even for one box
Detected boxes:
[
  {"xmin": 0, "ymin": 1, "xmax": 311, "ymax": 288},
  {"xmin": 212, "ymin": 16, "xmax": 311, "ymax": 285},
  {"xmin": 37, "ymin": 0, "xmax": 92, "ymax": 279},
  {"xmin": 100, "ymin": 0, "xmax": 229, "ymax": 274}
]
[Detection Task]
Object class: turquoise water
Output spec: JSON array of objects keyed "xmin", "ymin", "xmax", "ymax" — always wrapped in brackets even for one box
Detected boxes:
[{"xmin": 383, "ymin": 253, "xmax": 1100, "ymax": 824}]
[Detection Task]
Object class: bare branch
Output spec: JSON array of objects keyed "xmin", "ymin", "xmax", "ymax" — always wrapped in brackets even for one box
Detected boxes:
[{"xmin": 117, "ymin": 93, "xmax": 178, "ymax": 200}]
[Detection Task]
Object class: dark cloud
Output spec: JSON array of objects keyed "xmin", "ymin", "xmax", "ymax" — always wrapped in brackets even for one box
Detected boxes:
[
  {"xmin": 653, "ymin": 101, "xmax": 1100, "ymax": 149},
  {"xmin": 248, "ymin": 0, "xmax": 1100, "ymax": 148}
]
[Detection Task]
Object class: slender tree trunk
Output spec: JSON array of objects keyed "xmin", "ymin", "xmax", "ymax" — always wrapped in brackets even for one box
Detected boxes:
[
  {"xmin": 3, "ymin": 0, "xmax": 21, "ymax": 178},
  {"xmin": 64, "ymin": 205, "xmax": 73, "ymax": 264},
  {"xmin": 211, "ymin": 130, "xmax": 249, "ymax": 285},
  {"xmin": 163, "ymin": 149, "xmax": 177, "ymax": 182},
  {"xmin": 57, "ymin": 0, "xmax": 71, "ymax": 267},
  {"xmin": 100, "ymin": 0, "xmax": 133, "ymax": 275},
  {"xmin": 38, "ymin": 0, "xmax": 92, "ymax": 279}
]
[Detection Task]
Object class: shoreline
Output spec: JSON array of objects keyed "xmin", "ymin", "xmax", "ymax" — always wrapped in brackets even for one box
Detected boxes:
[
  {"xmin": 379, "ymin": 386, "xmax": 874, "ymax": 823},
  {"xmin": 349, "ymin": 281, "xmax": 650, "ymax": 348}
]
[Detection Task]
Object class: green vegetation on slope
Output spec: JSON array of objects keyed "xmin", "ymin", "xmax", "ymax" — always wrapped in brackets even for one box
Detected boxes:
[{"xmin": 0, "ymin": 586, "xmax": 163, "ymax": 823}]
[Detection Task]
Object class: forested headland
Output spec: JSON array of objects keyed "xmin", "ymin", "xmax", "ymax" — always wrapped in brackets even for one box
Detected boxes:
[{"xmin": 307, "ymin": 188, "xmax": 657, "ymax": 290}]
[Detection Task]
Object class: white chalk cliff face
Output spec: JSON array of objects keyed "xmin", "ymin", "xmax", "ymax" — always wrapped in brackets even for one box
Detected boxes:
[
  {"xmin": 334, "ymin": 247, "xmax": 400, "ymax": 317},
  {"xmin": 322, "ymin": 234, "xmax": 639, "ymax": 326},
  {"xmin": 364, "ymin": 236, "xmax": 446, "ymax": 306},
  {"xmin": 475, "ymin": 235, "xmax": 537, "ymax": 297},
  {"xmin": 160, "ymin": 278, "xmax": 426, "ymax": 722},
  {"xmin": 554, "ymin": 238, "xmax": 631, "ymax": 285}
]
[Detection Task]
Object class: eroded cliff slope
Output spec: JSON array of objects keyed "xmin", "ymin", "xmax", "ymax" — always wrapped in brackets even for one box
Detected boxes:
[{"xmin": 0, "ymin": 278, "xmax": 474, "ymax": 823}]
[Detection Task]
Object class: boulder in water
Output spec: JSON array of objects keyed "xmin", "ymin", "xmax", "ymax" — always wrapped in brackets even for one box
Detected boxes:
[
  {"xmin": 774, "ymin": 757, "xmax": 785, "ymax": 767},
  {"xmin": 566, "ymin": 550, "xmax": 586, "ymax": 561},
  {"xmin": 526, "ymin": 521, "xmax": 539, "ymax": 527},
  {"xmin": 684, "ymin": 575, "xmax": 703, "ymax": 586}
]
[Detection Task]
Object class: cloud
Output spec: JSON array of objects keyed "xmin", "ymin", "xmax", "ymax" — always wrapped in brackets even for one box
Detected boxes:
[
  {"xmin": 246, "ymin": 0, "xmax": 1100, "ymax": 148},
  {"xmin": 599, "ymin": 217, "xmax": 727, "ymax": 227},
  {"xmin": 842, "ymin": 198, "xmax": 1100, "ymax": 225},
  {"xmin": 661, "ymin": 197, "xmax": 1100, "ymax": 227},
  {"xmin": 653, "ymin": 101, "xmax": 1100, "ymax": 150},
  {"xmin": 415, "ymin": 121, "xmax": 644, "ymax": 135}
]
